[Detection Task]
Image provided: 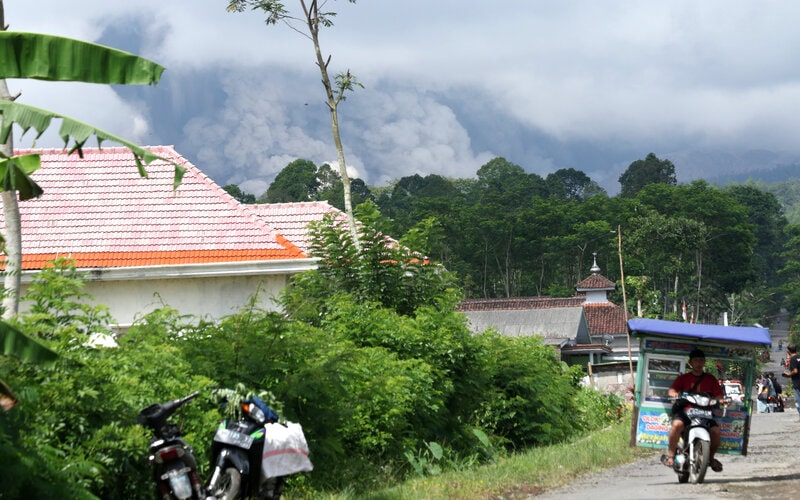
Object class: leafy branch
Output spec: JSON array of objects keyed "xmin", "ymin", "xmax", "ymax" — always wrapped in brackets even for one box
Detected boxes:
[{"xmin": 0, "ymin": 100, "xmax": 186, "ymax": 188}]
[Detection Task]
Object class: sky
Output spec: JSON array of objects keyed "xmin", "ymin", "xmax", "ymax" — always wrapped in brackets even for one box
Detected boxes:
[{"xmin": 7, "ymin": 1, "xmax": 800, "ymax": 196}]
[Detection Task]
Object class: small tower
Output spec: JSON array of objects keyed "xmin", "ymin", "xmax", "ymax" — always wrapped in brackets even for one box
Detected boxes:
[{"xmin": 576, "ymin": 253, "xmax": 615, "ymax": 304}]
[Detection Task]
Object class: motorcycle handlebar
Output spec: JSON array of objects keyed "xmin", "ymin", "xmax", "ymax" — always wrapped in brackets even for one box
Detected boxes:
[
  {"xmin": 174, "ymin": 391, "xmax": 201, "ymax": 406},
  {"xmin": 669, "ymin": 392, "xmax": 731, "ymax": 406},
  {"xmin": 137, "ymin": 391, "xmax": 201, "ymax": 428}
]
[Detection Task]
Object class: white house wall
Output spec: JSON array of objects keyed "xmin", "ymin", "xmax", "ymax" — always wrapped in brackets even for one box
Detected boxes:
[{"xmin": 19, "ymin": 273, "xmax": 292, "ymax": 329}]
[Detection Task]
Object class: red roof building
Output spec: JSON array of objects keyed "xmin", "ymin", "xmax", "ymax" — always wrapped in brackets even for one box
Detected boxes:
[
  {"xmin": 0, "ymin": 146, "xmax": 340, "ymax": 327},
  {"xmin": 458, "ymin": 255, "xmax": 635, "ymax": 394},
  {"xmin": 458, "ymin": 256, "xmax": 631, "ymax": 360}
]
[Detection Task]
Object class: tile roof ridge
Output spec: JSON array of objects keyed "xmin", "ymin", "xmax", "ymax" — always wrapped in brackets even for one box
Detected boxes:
[
  {"xmin": 275, "ymin": 233, "xmax": 308, "ymax": 258},
  {"xmin": 256, "ymin": 200, "xmax": 338, "ymax": 210},
  {"xmin": 14, "ymin": 147, "xmax": 60, "ymax": 155},
  {"xmin": 166, "ymin": 150, "xmax": 288, "ymax": 239},
  {"xmin": 14, "ymin": 145, "xmax": 179, "ymax": 156}
]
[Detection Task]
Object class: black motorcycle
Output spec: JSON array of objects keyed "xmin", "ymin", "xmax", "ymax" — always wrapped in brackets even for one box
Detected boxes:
[
  {"xmin": 205, "ymin": 396, "xmax": 284, "ymax": 500},
  {"xmin": 668, "ymin": 392, "xmax": 722, "ymax": 484},
  {"xmin": 137, "ymin": 392, "xmax": 205, "ymax": 499}
]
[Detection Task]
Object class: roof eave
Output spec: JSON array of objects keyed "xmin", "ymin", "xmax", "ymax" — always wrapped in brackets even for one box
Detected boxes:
[{"xmin": 19, "ymin": 258, "xmax": 320, "ymax": 284}]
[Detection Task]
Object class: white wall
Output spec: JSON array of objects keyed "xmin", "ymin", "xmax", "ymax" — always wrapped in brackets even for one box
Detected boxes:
[{"xmin": 19, "ymin": 263, "xmax": 304, "ymax": 328}]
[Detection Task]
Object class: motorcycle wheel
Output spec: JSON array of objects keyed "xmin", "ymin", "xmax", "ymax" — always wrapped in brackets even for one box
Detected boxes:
[
  {"xmin": 215, "ymin": 467, "xmax": 242, "ymax": 500},
  {"xmin": 689, "ymin": 439, "xmax": 710, "ymax": 484},
  {"xmin": 677, "ymin": 456, "xmax": 690, "ymax": 484}
]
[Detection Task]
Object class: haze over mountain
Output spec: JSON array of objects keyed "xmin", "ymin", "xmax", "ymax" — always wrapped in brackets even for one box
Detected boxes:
[
  {"xmin": 668, "ymin": 150, "xmax": 800, "ymax": 187},
  {"xmin": 9, "ymin": 2, "xmax": 800, "ymax": 197}
]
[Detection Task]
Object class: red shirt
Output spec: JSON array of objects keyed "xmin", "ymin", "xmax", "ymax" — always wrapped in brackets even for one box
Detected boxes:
[{"xmin": 670, "ymin": 371, "xmax": 723, "ymax": 397}]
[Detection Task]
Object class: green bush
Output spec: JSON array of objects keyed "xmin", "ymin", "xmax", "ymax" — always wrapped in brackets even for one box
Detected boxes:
[
  {"xmin": 0, "ymin": 216, "xmax": 627, "ymax": 497},
  {"xmin": 471, "ymin": 333, "xmax": 580, "ymax": 447}
]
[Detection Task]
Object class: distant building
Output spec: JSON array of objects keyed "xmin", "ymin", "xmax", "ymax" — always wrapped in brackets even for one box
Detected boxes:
[{"xmin": 458, "ymin": 254, "xmax": 635, "ymax": 396}]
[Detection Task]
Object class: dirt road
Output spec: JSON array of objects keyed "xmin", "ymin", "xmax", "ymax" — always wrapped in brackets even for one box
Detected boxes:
[{"xmin": 540, "ymin": 324, "xmax": 799, "ymax": 499}]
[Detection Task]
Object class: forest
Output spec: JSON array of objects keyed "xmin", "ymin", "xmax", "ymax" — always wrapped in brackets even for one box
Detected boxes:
[{"xmin": 229, "ymin": 152, "xmax": 800, "ymax": 330}]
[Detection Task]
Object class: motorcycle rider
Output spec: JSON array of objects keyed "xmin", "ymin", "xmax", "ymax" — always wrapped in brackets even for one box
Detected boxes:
[{"xmin": 662, "ymin": 348, "xmax": 724, "ymax": 472}]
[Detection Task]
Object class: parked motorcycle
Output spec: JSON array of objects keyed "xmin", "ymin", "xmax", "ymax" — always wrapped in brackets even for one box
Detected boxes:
[
  {"xmin": 669, "ymin": 392, "xmax": 724, "ymax": 484},
  {"xmin": 137, "ymin": 391, "xmax": 205, "ymax": 499},
  {"xmin": 205, "ymin": 396, "xmax": 284, "ymax": 500}
]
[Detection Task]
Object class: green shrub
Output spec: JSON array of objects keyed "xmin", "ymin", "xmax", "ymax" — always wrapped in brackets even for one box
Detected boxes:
[
  {"xmin": 472, "ymin": 333, "xmax": 580, "ymax": 447},
  {"xmin": 0, "ymin": 216, "xmax": 630, "ymax": 497}
]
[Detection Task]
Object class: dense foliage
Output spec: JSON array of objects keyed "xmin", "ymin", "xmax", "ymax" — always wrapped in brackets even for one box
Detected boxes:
[
  {"xmin": 6, "ymin": 153, "xmax": 800, "ymax": 497},
  {"xmin": 0, "ymin": 225, "xmax": 625, "ymax": 498},
  {"xmin": 238, "ymin": 153, "xmax": 792, "ymax": 329}
]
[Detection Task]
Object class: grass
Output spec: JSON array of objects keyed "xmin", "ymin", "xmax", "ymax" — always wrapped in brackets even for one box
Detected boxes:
[{"xmin": 290, "ymin": 414, "xmax": 657, "ymax": 499}]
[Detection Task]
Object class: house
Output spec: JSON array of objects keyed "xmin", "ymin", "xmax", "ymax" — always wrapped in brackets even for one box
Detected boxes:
[
  {"xmin": 459, "ymin": 295, "xmax": 613, "ymax": 365},
  {"xmin": 458, "ymin": 255, "xmax": 634, "ymax": 395},
  {"xmin": 460, "ymin": 296, "xmax": 590, "ymax": 345},
  {"xmin": 0, "ymin": 146, "xmax": 341, "ymax": 330},
  {"xmin": 573, "ymin": 256, "xmax": 635, "ymax": 395}
]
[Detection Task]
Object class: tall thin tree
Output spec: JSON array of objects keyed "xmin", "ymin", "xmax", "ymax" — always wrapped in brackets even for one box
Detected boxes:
[{"xmin": 227, "ymin": 0, "xmax": 363, "ymax": 248}]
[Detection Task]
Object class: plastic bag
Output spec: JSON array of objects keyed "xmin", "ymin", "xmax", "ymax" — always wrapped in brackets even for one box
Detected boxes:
[{"xmin": 261, "ymin": 422, "xmax": 314, "ymax": 478}]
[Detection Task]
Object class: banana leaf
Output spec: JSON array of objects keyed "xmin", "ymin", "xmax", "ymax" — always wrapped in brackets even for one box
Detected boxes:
[
  {"xmin": 0, "ymin": 153, "xmax": 43, "ymax": 201},
  {"xmin": 0, "ymin": 321, "xmax": 56, "ymax": 365},
  {"xmin": 0, "ymin": 101, "xmax": 186, "ymax": 188},
  {"xmin": 0, "ymin": 31, "xmax": 164, "ymax": 85},
  {"xmin": 0, "ymin": 321, "xmax": 58, "ymax": 412}
]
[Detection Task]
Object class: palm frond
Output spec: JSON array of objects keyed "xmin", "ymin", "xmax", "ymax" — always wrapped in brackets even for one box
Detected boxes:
[
  {"xmin": 0, "ymin": 322, "xmax": 58, "ymax": 412},
  {"xmin": 0, "ymin": 321, "xmax": 57, "ymax": 365}
]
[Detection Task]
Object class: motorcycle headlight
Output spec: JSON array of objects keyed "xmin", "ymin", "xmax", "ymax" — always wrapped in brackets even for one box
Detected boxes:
[{"xmin": 242, "ymin": 401, "xmax": 267, "ymax": 424}]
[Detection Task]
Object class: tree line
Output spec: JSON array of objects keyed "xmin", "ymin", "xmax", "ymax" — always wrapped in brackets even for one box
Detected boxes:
[{"xmin": 227, "ymin": 152, "xmax": 800, "ymax": 330}]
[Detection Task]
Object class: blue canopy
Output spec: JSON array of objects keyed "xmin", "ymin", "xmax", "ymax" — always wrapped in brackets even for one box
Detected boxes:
[{"xmin": 628, "ymin": 318, "xmax": 771, "ymax": 346}]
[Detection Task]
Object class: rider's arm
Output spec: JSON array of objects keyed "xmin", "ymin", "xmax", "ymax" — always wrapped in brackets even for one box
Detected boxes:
[
  {"xmin": 669, "ymin": 373, "xmax": 687, "ymax": 398},
  {"xmin": 710, "ymin": 377, "xmax": 725, "ymax": 398}
]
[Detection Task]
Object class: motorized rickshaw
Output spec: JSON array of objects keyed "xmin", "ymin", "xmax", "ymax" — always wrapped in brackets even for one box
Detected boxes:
[{"xmin": 628, "ymin": 318, "xmax": 771, "ymax": 456}]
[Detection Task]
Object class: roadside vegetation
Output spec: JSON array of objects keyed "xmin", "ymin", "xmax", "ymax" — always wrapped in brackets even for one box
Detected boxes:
[
  {"xmin": 4, "ymin": 152, "xmax": 800, "ymax": 498},
  {"xmin": 0, "ymin": 207, "xmax": 626, "ymax": 499},
  {"xmin": 355, "ymin": 416, "xmax": 651, "ymax": 500}
]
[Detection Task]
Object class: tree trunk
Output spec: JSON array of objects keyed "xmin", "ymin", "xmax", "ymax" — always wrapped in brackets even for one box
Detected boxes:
[
  {"xmin": 695, "ymin": 250, "xmax": 703, "ymax": 323},
  {"xmin": 0, "ymin": 81, "xmax": 20, "ymax": 319},
  {"xmin": 0, "ymin": 4, "xmax": 20, "ymax": 319},
  {"xmin": 672, "ymin": 252, "xmax": 682, "ymax": 315},
  {"xmin": 0, "ymin": 189, "xmax": 20, "ymax": 319},
  {"xmin": 303, "ymin": 0, "xmax": 360, "ymax": 249}
]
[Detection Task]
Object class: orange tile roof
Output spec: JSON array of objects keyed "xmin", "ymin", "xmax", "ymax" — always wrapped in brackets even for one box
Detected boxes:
[
  {"xmin": 583, "ymin": 302, "xmax": 628, "ymax": 335},
  {"xmin": 249, "ymin": 201, "xmax": 343, "ymax": 255},
  {"xmin": 576, "ymin": 273, "xmax": 616, "ymax": 290},
  {"xmin": 0, "ymin": 146, "xmax": 311, "ymax": 270}
]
